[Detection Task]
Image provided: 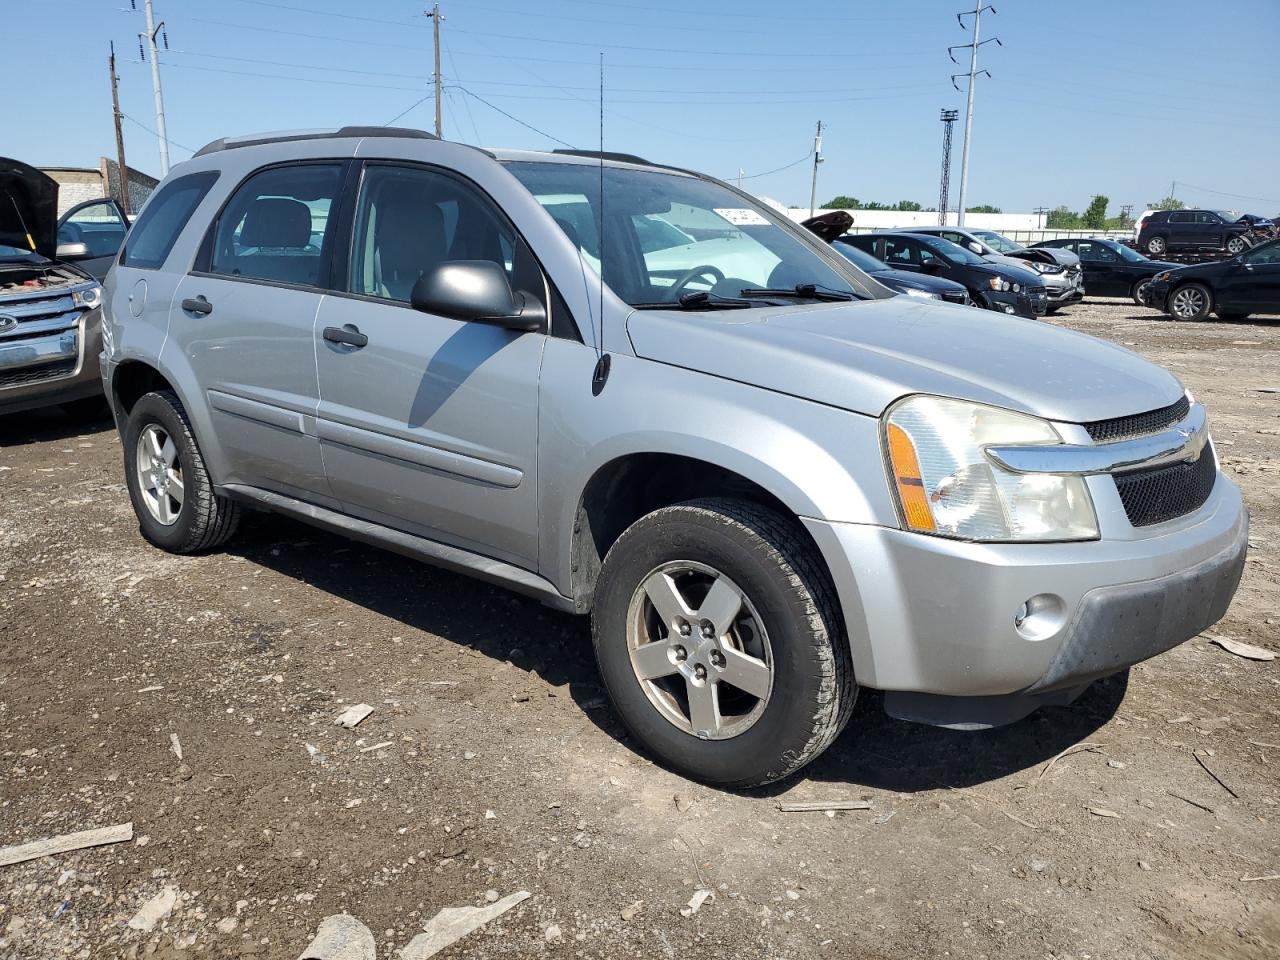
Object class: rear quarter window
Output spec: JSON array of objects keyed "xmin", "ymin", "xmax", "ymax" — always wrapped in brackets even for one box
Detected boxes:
[{"xmin": 120, "ymin": 171, "xmax": 220, "ymax": 270}]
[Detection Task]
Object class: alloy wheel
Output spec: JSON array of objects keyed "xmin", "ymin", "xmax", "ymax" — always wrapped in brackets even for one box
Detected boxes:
[
  {"xmin": 135, "ymin": 423, "xmax": 184, "ymax": 525},
  {"xmin": 1226, "ymin": 236, "xmax": 1247, "ymax": 255},
  {"xmin": 626, "ymin": 561, "xmax": 773, "ymax": 740},
  {"xmin": 1147, "ymin": 237, "xmax": 1166, "ymax": 254},
  {"xmin": 1171, "ymin": 286, "xmax": 1207, "ymax": 320}
]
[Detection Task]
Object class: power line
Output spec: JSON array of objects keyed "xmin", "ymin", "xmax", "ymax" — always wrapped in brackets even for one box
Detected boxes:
[
  {"xmin": 736, "ymin": 152, "xmax": 813, "ymax": 181},
  {"xmin": 120, "ymin": 112, "xmax": 195, "ymax": 154},
  {"xmin": 1172, "ymin": 181, "xmax": 1280, "ymax": 206},
  {"xmin": 450, "ymin": 86, "xmax": 577, "ymax": 149},
  {"xmin": 385, "ymin": 94, "xmax": 435, "ymax": 127}
]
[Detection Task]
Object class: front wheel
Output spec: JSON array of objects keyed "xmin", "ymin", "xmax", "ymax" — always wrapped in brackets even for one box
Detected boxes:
[
  {"xmin": 1131, "ymin": 277, "xmax": 1153, "ymax": 306},
  {"xmin": 1225, "ymin": 235, "xmax": 1249, "ymax": 255},
  {"xmin": 1168, "ymin": 283, "xmax": 1213, "ymax": 322},
  {"xmin": 591, "ymin": 498, "xmax": 854, "ymax": 789},
  {"xmin": 1144, "ymin": 235, "xmax": 1168, "ymax": 255}
]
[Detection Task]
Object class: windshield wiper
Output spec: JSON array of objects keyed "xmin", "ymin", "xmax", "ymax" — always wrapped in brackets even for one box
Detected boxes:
[
  {"xmin": 633, "ymin": 290, "xmax": 753, "ymax": 310},
  {"xmin": 738, "ymin": 283, "xmax": 855, "ymax": 302}
]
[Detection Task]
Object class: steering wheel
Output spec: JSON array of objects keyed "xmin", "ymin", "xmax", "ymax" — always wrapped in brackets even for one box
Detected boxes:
[{"xmin": 666, "ymin": 264, "xmax": 725, "ymax": 300}]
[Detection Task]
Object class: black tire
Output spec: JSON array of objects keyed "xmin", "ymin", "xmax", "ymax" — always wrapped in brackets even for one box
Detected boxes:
[
  {"xmin": 1144, "ymin": 234, "xmax": 1168, "ymax": 256},
  {"xmin": 1225, "ymin": 234, "xmax": 1250, "ymax": 256},
  {"xmin": 591, "ymin": 498, "xmax": 854, "ymax": 789},
  {"xmin": 1215, "ymin": 310, "xmax": 1252, "ymax": 321},
  {"xmin": 60, "ymin": 395, "xmax": 112, "ymax": 422},
  {"xmin": 122, "ymin": 389, "xmax": 240, "ymax": 553},
  {"xmin": 1167, "ymin": 282, "xmax": 1213, "ymax": 322},
  {"xmin": 1131, "ymin": 278, "xmax": 1153, "ymax": 306}
]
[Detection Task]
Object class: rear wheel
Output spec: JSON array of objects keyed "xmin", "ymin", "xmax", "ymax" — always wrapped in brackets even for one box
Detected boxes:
[
  {"xmin": 123, "ymin": 390, "xmax": 240, "ymax": 553},
  {"xmin": 591, "ymin": 498, "xmax": 854, "ymax": 789},
  {"xmin": 1144, "ymin": 235, "xmax": 1168, "ymax": 255},
  {"xmin": 1168, "ymin": 283, "xmax": 1213, "ymax": 322}
]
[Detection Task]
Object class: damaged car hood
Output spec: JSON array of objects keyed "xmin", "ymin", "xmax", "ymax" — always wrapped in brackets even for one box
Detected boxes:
[
  {"xmin": 626, "ymin": 297, "xmax": 1183, "ymax": 423},
  {"xmin": 0, "ymin": 157, "xmax": 58, "ymax": 259}
]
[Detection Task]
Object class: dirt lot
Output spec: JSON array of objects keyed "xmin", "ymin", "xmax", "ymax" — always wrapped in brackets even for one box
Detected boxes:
[{"xmin": 1, "ymin": 298, "xmax": 1278, "ymax": 960}]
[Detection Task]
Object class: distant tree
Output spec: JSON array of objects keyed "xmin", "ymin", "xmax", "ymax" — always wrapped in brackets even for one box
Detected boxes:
[
  {"xmin": 965, "ymin": 204, "xmax": 1002, "ymax": 214},
  {"xmin": 1082, "ymin": 195, "xmax": 1110, "ymax": 230},
  {"xmin": 896, "ymin": 200, "xmax": 923, "ymax": 211},
  {"xmin": 1153, "ymin": 196, "xmax": 1184, "ymax": 211},
  {"xmin": 822, "ymin": 195, "xmax": 861, "ymax": 209},
  {"xmin": 1045, "ymin": 205, "xmax": 1082, "ymax": 229}
]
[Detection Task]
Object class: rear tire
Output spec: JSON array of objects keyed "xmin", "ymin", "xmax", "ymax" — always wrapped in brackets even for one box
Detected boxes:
[
  {"xmin": 123, "ymin": 389, "xmax": 240, "ymax": 554},
  {"xmin": 1144, "ymin": 235, "xmax": 1168, "ymax": 255},
  {"xmin": 591, "ymin": 498, "xmax": 854, "ymax": 789},
  {"xmin": 1168, "ymin": 283, "xmax": 1213, "ymax": 322}
]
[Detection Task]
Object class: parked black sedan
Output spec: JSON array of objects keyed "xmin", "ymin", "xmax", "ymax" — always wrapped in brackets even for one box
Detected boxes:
[
  {"xmin": 1033, "ymin": 237, "xmax": 1178, "ymax": 304},
  {"xmin": 841, "ymin": 232, "xmax": 1047, "ymax": 317},
  {"xmin": 830, "ymin": 240, "xmax": 970, "ymax": 304},
  {"xmin": 1141, "ymin": 236, "xmax": 1280, "ymax": 321}
]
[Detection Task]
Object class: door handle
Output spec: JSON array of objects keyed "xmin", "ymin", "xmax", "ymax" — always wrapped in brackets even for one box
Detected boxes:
[
  {"xmin": 181, "ymin": 296, "xmax": 213, "ymax": 315},
  {"xmin": 322, "ymin": 324, "xmax": 368, "ymax": 348}
]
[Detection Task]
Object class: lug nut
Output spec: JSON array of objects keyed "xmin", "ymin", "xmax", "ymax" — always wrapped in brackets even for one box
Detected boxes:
[
  {"xmin": 693, "ymin": 664, "xmax": 707, "ymax": 681},
  {"xmin": 673, "ymin": 645, "xmax": 687, "ymax": 662},
  {"xmin": 710, "ymin": 650, "xmax": 726, "ymax": 669},
  {"xmin": 700, "ymin": 621, "xmax": 714, "ymax": 638},
  {"xmin": 678, "ymin": 620, "xmax": 692, "ymax": 637}
]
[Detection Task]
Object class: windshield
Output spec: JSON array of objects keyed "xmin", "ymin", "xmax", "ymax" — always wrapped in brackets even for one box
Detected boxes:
[
  {"xmin": 0, "ymin": 243, "xmax": 42, "ymax": 262},
  {"xmin": 1213, "ymin": 210, "xmax": 1238, "ymax": 222},
  {"xmin": 1102, "ymin": 240, "xmax": 1148, "ymax": 263},
  {"xmin": 913, "ymin": 233, "xmax": 988, "ymax": 266},
  {"xmin": 504, "ymin": 161, "xmax": 868, "ymax": 307},
  {"xmin": 832, "ymin": 240, "xmax": 888, "ymax": 273},
  {"xmin": 973, "ymin": 230, "xmax": 1022, "ymax": 253}
]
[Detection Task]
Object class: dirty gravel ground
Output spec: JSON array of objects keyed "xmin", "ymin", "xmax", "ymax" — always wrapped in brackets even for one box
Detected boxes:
[{"xmin": 1, "ymin": 298, "xmax": 1278, "ymax": 960}]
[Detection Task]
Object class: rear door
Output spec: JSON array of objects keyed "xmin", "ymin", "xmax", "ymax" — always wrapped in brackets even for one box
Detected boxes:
[
  {"xmin": 313, "ymin": 161, "xmax": 547, "ymax": 568},
  {"xmin": 1075, "ymin": 240, "xmax": 1123, "ymax": 295},
  {"xmin": 171, "ymin": 160, "xmax": 345, "ymax": 503},
  {"xmin": 1167, "ymin": 211, "xmax": 1194, "ymax": 247}
]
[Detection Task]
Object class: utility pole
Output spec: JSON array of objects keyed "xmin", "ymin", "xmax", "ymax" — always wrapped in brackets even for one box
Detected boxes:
[
  {"xmin": 140, "ymin": 0, "xmax": 170, "ymax": 176},
  {"xmin": 949, "ymin": 5, "xmax": 1000, "ymax": 227},
  {"xmin": 428, "ymin": 3, "xmax": 443, "ymax": 138},
  {"xmin": 737, "ymin": 168, "xmax": 744, "ymax": 189},
  {"xmin": 109, "ymin": 44, "xmax": 131, "ymax": 216},
  {"xmin": 938, "ymin": 109, "xmax": 958, "ymax": 225},
  {"xmin": 808, "ymin": 120, "xmax": 824, "ymax": 218},
  {"xmin": 1033, "ymin": 205, "xmax": 1049, "ymax": 230}
]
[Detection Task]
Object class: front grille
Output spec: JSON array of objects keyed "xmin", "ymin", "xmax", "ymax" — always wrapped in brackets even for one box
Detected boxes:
[
  {"xmin": 1083, "ymin": 395, "xmax": 1191, "ymax": 443},
  {"xmin": 1114, "ymin": 441, "xmax": 1216, "ymax": 527},
  {"xmin": 0, "ymin": 358, "xmax": 77, "ymax": 388}
]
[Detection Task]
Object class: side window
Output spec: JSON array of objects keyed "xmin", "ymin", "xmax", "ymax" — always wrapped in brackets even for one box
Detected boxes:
[
  {"xmin": 1195, "ymin": 211, "xmax": 1218, "ymax": 224},
  {"xmin": 881, "ymin": 238, "xmax": 918, "ymax": 266},
  {"xmin": 120, "ymin": 170, "xmax": 218, "ymax": 269},
  {"xmin": 1168, "ymin": 211, "xmax": 1191, "ymax": 224},
  {"xmin": 349, "ymin": 164, "xmax": 538, "ymax": 306},
  {"xmin": 1076, "ymin": 241, "xmax": 1115, "ymax": 262},
  {"xmin": 1246, "ymin": 244, "xmax": 1280, "ymax": 265},
  {"xmin": 940, "ymin": 231, "xmax": 964, "ymax": 245},
  {"xmin": 59, "ymin": 200, "xmax": 127, "ymax": 258},
  {"xmin": 208, "ymin": 163, "xmax": 342, "ymax": 287}
]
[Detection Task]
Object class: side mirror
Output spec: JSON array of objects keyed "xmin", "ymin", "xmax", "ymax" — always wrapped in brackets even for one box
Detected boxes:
[
  {"xmin": 968, "ymin": 242, "xmax": 983, "ymax": 254},
  {"xmin": 56, "ymin": 241, "xmax": 91, "ymax": 260},
  {"xmin": 922, "ymin": 261, "xmax": 945, "ymax": 273},
  {"xmin": 410, "ymin": 260, "xmax": 544, "ymax": 332}
]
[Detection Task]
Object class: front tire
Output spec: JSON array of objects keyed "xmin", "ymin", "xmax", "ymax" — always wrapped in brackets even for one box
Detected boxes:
[
  {"xmin": 1225, "ymin": 235, "xmax": 1249, "ymax": 255},
  {"xmin": 1168, "ymin": 283, "xmax": 1213, "ymax": 322},
  {"xmin": 1144, "ymin": 235, "xmax": 1168, "ymax": 255},
  {"xmin": 1131, "ymin": 277, "xmax": 1153, "ymax": 306},
  {"xmin": 123, "ymin": 389, "xmax": 240, "ymax": 553},
  {"xmin": 591, "ymin": 498, "xmax": 854, "ymax": 789}
]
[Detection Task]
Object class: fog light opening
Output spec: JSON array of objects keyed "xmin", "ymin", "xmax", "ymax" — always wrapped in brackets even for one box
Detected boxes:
[
  {"xmin": 1014, "ymin": 594, "xmax": 1066, "ymax": 642},
  {"xmin": 1003, "ymin": 305, "xmax": 1016, "ymax": 314}
]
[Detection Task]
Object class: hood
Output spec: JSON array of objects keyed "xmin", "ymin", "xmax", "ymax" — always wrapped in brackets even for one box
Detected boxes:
[
  {"xmin": 801, "ymin": 210, "xmax": 855, "ymax": 244},
  {"xmin": 872, "ymin": 268, "xmax": 967, "ymax": 296},
  {"xmin": 626, "ymin": 297, "xmax": 1183, "ymax": 422},
  {"xmin": 1018, "ymin": 246, "xmax": 1079, "ymax": 268},
  {"xmin": 0, "ymin": 157, "xmax": 58, "ymax": 259},
  {"xmin": 984, "ymin": 251, "xmax": 1052, "ymax": 279}
]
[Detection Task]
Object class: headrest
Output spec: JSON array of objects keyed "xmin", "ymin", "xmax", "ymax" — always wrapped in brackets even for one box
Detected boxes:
[{"xmin": 240, "ymin": 197, "xmax": 312, "ymax": 248}]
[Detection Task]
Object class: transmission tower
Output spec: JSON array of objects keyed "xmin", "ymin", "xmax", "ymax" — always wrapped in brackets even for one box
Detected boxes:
[
  {"xmin": 949, "ymin": 4, "xmax": 1001, "ymax": 226},
  {"xmin": 938, "ymin": 109, "xmax": 959, "ymax": 225}
]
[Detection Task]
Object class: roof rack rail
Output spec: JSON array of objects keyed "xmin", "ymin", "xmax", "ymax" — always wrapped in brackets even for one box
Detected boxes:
[
  {"xmin": 193, "ymin": 126, "xmax": 436, "ymax": 158},
  {"xmin": 551, "ymin": 149, "xmax": 651, "ymax": 166}
]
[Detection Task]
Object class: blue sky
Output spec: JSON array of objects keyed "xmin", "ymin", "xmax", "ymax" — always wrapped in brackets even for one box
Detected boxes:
[{"xmin": 10, "ymin": 0, "xmax": 1279, "ymax": 214}]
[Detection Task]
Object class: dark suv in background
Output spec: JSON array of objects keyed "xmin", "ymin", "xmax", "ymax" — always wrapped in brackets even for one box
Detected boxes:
[{"xmin": 1137, "ymin": 209, "xmax": 1252, "ymax": 257}]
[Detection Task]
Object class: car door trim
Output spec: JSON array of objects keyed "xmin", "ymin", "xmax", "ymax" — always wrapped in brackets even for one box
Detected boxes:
[
  {"xmin": 220, "ymin": 483, "xmax": 572, "ymax": 610},
  {"xmin": 208, "ymin": 388, "xmax": 307, "ymax": 435},
  {"xmin": 316, "ymin": 417, "xmax": 523, "ymax": 488}
]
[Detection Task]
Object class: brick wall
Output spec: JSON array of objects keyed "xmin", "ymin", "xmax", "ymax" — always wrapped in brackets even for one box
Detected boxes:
[{"xmin": 42, "ymin": 161, "xmax": 159, "ymax": 217}]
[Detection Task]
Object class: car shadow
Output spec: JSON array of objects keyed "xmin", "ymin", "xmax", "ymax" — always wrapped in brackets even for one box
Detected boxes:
[
  {"xmin": 228, "ymin": 511, "xmax": 1125, "ymax": 793},
  {"xmin": 0, "ymin": 405, "xmax": 116, "ymax": 447}
]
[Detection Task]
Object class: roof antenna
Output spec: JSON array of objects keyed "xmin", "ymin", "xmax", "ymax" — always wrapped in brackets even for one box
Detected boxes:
[{"xmin": 591, "ymin": 50, "xmax": 611, "ymax": 396}]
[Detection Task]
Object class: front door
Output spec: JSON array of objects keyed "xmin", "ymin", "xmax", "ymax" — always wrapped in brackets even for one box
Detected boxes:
[
  {"xmin": 1235, "ymin": 242, "xmax": 1280, "ymax": 311},
  {"xmin": 314, "ymin": 162, "xmax": 546, "ymax": 568},
  {"xmin": 1075, "ymin": 240, "xmax": 1123, "ymax": 296},
  {"xmin": 57, "ymin": 198, "xmax": 129, "ymax": 280},
  {"xmin": 172, "ymin": 161, "xmax": 346, "ymax": 504}
]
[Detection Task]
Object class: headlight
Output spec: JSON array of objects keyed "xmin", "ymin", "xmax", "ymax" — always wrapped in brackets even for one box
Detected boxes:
[
  {"xmin": 72, "ymin": 285, "xmax": 102, "ymax": 309},
  {"xmin": 1029, "ymin": 261, "xmax": 1059, "ymax": 274},
  {"xmin": 1154, "ymin": 271, "xmax": 1172, "ymax": 282},
  {"xmin": 884, "ymin": 396, "xmax": 1099, "ymax": 542},
  {"xmin": 904, "ymin": 288, "xmax": 940, "ymax": 299},
  {"xmin": 1011, "ymin": 282, "xmax": 1021, "ymax": 292},
  {"xmin": 987, "ymin": 277, "xmax": 1011, "ymax": 292}
]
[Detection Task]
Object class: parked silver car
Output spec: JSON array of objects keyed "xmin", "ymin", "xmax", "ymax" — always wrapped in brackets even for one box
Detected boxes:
[
  {"xmin": 913, "ymin": 226, "xmax": 1085, "ymax": 312},
  {"xmin": 101, "ymin": 128, "xmax": 1246, "ymax": 787}
]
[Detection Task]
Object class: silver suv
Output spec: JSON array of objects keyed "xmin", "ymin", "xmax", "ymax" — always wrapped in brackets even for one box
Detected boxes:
[{"xmin": 101, "ymin": 128, "xmax": 1247, "ymax": 788}]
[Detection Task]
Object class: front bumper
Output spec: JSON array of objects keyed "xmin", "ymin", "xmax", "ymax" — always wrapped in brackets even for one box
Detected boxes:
[
  {"xmin": 986, "ymin": 288, "xmax": 1048, "ymax": 318},
  {"xmin": 0, "ymin": 308, "xmax": 103, "ymax": 416},
  {"xmin": 803, "ymin": 473, "xmax": 1247, "ymax": 706},
  {"xmin": 1141, "ymin": 279, "xmax": 1172, "ymax": 309}
]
